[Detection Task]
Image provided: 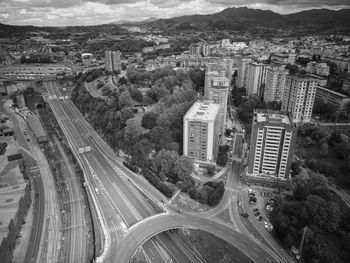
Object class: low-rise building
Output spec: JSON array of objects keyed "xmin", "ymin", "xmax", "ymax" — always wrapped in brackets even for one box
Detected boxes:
[
  {"xmin": 316, "ymin": 85, "xmax": 350, "ymax": 111},
  {"xmin": 306, "ymin": 61, "xmax": 330, "ymax": 76}
]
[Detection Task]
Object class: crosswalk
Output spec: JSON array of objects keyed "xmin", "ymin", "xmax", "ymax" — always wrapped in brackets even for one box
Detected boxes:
[{"xmin": 107, "ymin": 223, "xmax": 128, "ymax": 234}]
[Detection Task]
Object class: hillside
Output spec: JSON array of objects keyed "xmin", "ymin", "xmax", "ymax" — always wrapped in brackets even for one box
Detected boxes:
[{"xmin": 143, "ymin": 7, "xmax": 350, "ymax": 33}]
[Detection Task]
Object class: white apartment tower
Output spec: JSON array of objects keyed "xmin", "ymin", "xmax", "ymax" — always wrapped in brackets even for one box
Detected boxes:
[
  {"xmin": 237, "ymin": 58, "xmax": 252, "ymax": 88},
  {"xmin": 246, "ymin": 63, "xmax": 269, "ymax": 96},
  {"xmin": 248, "ymin": 110, "xmax": 297, "ymax": 179},
  {"xmin": 204, "ymin": 63, "xmax": 229, "ymax": 134},
  {"xmin": 105, "ymin": 50, "xmax": 121, "ymax": 72},
  {"xmin": 282, "ymin": 74, "xmax": 318, "ymax": 124},
  {"xmin": 183, "ymin": 101, "xmax": 221, "ymax": 163},
  {"xmin": 264, "ymin": 67, "xmax": 288, "ymax": 102}
]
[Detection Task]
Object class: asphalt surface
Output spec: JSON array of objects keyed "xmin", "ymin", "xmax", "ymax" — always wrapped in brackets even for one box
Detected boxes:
[{"xmin": 45, "ymin": 80, "xmax": 282, "ymax": 263}]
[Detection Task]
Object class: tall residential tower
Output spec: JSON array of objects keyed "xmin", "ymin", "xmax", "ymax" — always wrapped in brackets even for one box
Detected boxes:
[
  {"xmin": 105, "ymin": 50, "xmax": 121, "ymax": 72},
  {"xmin": 282, "ymin": 74, "xmax": 318, "ymax": 124},
  {"xmin": 183, "ymin": 101, "xmax": 221, "ymax": 164},
  {"xmin": 248, "ymin": 110, "xmax": 297, "ymax": 180}
]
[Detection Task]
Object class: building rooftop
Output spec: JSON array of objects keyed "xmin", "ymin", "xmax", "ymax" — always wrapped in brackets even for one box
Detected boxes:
[
  {"xmin": 27, "ymin": 115, "xmax": 47, "ymax": 139},
  {"xmin": 255, "ymin": 109, "xmax": 292, "ymax": 125},
  {"xmin": 184, "ymin": 101, "xmax": 220, "ymax": 122},
  {"xmin": 317, "ymin": 85, "xmax": 349, "ymax": 98}
]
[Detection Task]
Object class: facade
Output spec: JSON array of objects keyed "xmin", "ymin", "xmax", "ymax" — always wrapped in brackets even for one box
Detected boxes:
[
  {"xmin": 306, "ymin": 62, "xmax": 330, "ymax": 76},
  {"xmin": 237, "ymin": 58, "xmax": 252, "ymax": 88},
  {"xmin": 264, "ymin": 67, "xmax": 288, "ymax": 102},
  {"xmin": 248, "ymin": 110, "xmax": 297, "ymax": 180},
  {"xmin": 246, "ymin": 62, "xmax": 269, "ymax": 96},
  {"xmin": 105, "ymin": 50, "xmax": 121, "ymax": 72},
  {"xmin": 204, "ymin": 63, "xmax": 229, "ymax": 134},
  {"xmin": 271, "ymin": 53, "xmax": 296, "ymax": 65},
  {"xmin": 183, "ymin": 101, "xmax": 220, "ymax": 163},
  {"xmin": 189, "ymin": 43, "xmax": 210, "ymax": 56},
  {"xmin": 342, "ymin": 78, "xmax": 350, "ymax": 92},
  {"xmin": 282, "ymin": 74, "xmax": 318, "ymax": 124},
  {"xmin": 316, "ymin": 85, "xmax": 350, "ymax": 111}
]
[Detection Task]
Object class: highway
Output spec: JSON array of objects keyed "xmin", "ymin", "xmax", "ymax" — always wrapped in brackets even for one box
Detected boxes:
[{"xmin": 45, "ymin": 80, "xmax": 282, "ymax": 263}]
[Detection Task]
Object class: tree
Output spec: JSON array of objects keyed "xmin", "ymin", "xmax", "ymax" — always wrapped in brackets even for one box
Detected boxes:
[
  {"xmin": 146, "ymin": 84, "xmax": 170, "ymax": 103},
  {"xmin": 141, "ymin": 112, "xmax": 158, "ymax": 129},
  {"xmin": 207, "ymin": 164, "xmax": 216, "ymax": 176},
  {"xmin": 319, "ymin": 143, "xmax": 329, "ymax": 156},
  {"xmin": 118, "ymin": 76, "xmax": 128, "ymax": 85},
  {"xmin": 130, "ymin": 87, "xmax": 143, "ymax": 103},
  {"xmin": 119, "ymin": 90, "xmax": 133, "ymax": 109},
  {"xmin": 173, "ymin": 156, "xmax": 194, "ymax": 182},
  {"xmin": 120, "ymin": 107, "xmax": 134, "ymax": 126},
  {"xmin": 124, "ymin": 118, "xmax": 143, "ymax": 145},
  {"xmin": 285, "ymin": 64, "xmax": 298, "ymax": 75},
  {"xmin": 152, "ymin": 149, "xmax": 179, "ymax": 179},
  {"xmin": 216, "ymin": 145, "xmax": 229, "ymax": 166}
]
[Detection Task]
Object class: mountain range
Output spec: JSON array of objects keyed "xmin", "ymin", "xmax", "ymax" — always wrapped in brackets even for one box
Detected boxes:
[
  {"xmin": 1, "ymin": 7, "xmax": 349, "ymax": 35},
  {"xmin": 140, "ymin": 7, "xmax": 350, "ymax": 33}
]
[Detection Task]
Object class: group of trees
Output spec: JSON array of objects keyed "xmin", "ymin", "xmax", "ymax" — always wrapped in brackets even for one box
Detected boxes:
[
  {"xmin": 296, "ymin": 125, "xmax": 350, "ymax": 189},
  {"xmin": 216, "ymin": 145, "xmax": 229, "ymax": 166},
  {"xmin": 270, "ymin": 173, "xmax": 350, "ymax": 263},
  {"xmin": 72, "ymin": 66, "xmax": 227, "ymax": 205}
]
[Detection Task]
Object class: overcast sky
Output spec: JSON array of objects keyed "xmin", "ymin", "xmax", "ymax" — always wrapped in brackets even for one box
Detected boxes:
[{"xmin": 0, "ymin": 0, "xmax": 349, "ymax": 27}]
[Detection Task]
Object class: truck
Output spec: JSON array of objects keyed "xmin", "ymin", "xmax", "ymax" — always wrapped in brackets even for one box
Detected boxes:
[{"xmin": 94, "ymin": 187, "xmax": 100, "ymax": 195}]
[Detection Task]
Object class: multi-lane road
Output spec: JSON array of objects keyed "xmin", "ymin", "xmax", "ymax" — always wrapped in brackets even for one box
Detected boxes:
[{"xmin": 45, "ymin": 80, "xmax": 283, "ymax": 263}]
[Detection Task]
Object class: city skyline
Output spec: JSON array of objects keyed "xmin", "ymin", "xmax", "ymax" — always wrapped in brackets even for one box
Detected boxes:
[{"xmin": 0, "ymin": 0, "xmax": 349, "ymax": 26}]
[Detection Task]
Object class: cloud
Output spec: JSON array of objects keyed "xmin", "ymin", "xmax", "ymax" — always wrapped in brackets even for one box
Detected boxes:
[{"xmin": 0, "ymin": 0, "xmax": 349, "ymax": 26}]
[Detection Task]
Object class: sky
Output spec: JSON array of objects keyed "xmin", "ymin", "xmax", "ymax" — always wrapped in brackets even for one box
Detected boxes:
[{"xmin": 0, "ymin": 0, "xmax": 349, "ymax": 27}]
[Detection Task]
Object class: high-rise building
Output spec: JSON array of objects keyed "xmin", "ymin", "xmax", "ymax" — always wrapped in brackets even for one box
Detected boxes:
[
  {"xmin": 204, "ymin": 63, "xmax": 229, "ymax": 134},
  {"xmin": 282, "ymin": 74, "xmax": 318, "ymax": 124},
  {"xmin": 105, "ymin": 50, "xmax": 121, "ymax": 72},
  {"xmin": 246, "ymin": 62, "xmax": 269, "ymax": 96},
  {"xmin": 270, "ymin": 53, "xmax": 296, "ymax": 66},
  {"xmin": 248, "ymin": 110, "xmax": 297, "ymax": 179},
  {"xmin": 183, "ymin": 101, "xmax": 221, "ymax": 163},
  {"xmin": 264, "ymin": 67, "xmax": 288, "ymax": 103},
  {"xmin": 237, "ymin": 58, "xmax": 252, "ymax": 88}
]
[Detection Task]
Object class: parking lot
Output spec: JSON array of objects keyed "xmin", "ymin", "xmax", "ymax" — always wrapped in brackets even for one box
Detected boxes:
[{"xmin": 245, "ymin": 187, "xmax": 281, "ymax": 233}]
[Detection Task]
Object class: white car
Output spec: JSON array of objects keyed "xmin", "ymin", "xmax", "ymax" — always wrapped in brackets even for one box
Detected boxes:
[{"xmin": 248, "ymin": 188, "xmax": 256, "ymax": 194}]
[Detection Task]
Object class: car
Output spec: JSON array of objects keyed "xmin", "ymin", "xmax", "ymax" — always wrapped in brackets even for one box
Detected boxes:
[
  {"xmin": 248, "ymin": 192, "xmax": 255, "ymax": 197},
  {"xmin": 240, "ymin": 212, "xmax": 249, "ymax": 218},
  {"xmin": 252, "ymin": 208, "xmax": 259, "ymax": 212},
  {"xmin": 23, "ymin": 131, "xmax": 27, "ymax": 135},
  {"xmin": 273, "ymin": 189, "xmax": 280, "ymax": 194},
  {"xmin": 177, "ymin": 208, "xmax": 183, "ymax": 214},
  {"xmin": 263, "ymin": 221, "xmax": 269, "ymax": 229},
  {"xmin": 248, "ymin": 188, "xmax": 256, "ymax": 194},
  {"xmin": 26, "ymin": 138, "xmax": 30, "ymax": 142},
  {"xmin": 266, "ymin": 205, "xmax": 272, "ymax": 211},
  {"xmin": 254, "ymin": 211, "xmax": 260, "ymax": 217},
  {"xmin": 249, "ymin": 196, "xmax": 257, "ymax": 202},
  {"xmin": 258, "ymin": 215, "xmax": 263, "ymax": 221}
]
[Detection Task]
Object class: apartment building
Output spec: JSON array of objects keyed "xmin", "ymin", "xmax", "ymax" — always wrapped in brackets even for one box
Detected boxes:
[
  {"xmin": 183, "ymin": 101, "xmax": 220, "ymax": 164},
  {"xmin": 316, "ymin": 85, "xmax": 350, "ymax": 111},
  {"xmin": 264, "ymin": 67, "xmax": 288, "ymax": 102},
  {"xmin": 237, "ymin": 58, "xmax": 252, "ymax": 88},
  {"xmin": 105, "ymin": 50, "xmax": 121, "ymax": 72},
  {"xmin": 246, "ymin": 62, "xmax": 269, "ymax": 96},
  {"xmin": 189, "ymin": 42, "xmax": 210, "ymax": 56},
  {"xmin": 248, "ymin": 110, "xmax": 297, "ymax": 179},
  {"xmin": 306, "ymin": 62, "xmax": 330, "ymax": 76},
  {"xmin": 271, "ymin": 53, "xmax": 296, "ymax": 65},
  {"xmin": 204, "ymin": 63, "xmax": 229, "ymax": 134},
  {"xmin": 282, "ymin": 74, "xmax": 318, "ymax": 123}
]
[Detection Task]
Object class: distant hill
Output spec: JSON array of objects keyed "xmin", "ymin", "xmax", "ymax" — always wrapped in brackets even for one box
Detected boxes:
[{"xmin": 142, "ymin": 7, "xmax": 350, "ymax": 32}]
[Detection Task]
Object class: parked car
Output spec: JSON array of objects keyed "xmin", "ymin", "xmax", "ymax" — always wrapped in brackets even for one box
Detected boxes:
[
  {"xmin": 258, "ymin": 215, "xmax": 263, "ymax": 221},
  {"xmin": 252, "ymin": 208, "xmax": 259, "ymax": 212},
  {"xmin": 240, "ymin": 212, "xmax": 249, "ymax": 218},
  {"xmin": 266, "ymin": 205, "xmax": 273, "ymax": 212},
  {"xmin": 248, "ymin": 188, "xmax": 256, "ymax": 194},
  {"xmin": 254, "ymin": 211, "xmax": 260, "ymax": 217},
  {"xmin": 249, "ymin": 196, "xmax": 257, "ymax": 202},
  {"xmin": 248, "ymin": 192, "xmax": 255, "ymax": 197}
]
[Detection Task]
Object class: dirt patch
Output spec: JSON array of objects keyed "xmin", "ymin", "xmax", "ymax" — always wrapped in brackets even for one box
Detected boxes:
[{"xmin": 174, "ymin": 192, "xmax": 212, "ymax": 212}]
